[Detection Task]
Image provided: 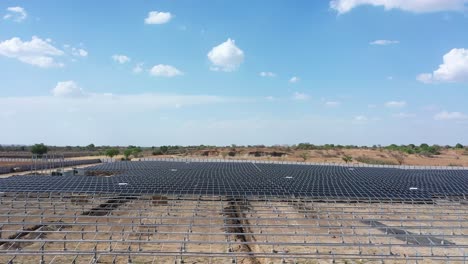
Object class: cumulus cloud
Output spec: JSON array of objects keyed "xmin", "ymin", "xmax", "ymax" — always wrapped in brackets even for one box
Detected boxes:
[
  {"xmin": 112, "ymin": 54, "xmax": 130, "ymax": 64},
  {"xmin": 0, "ymin": 36, "xmax": 64, "ymax": 68},
  {"xmin": 370, "ymin": 40, "xmax": 399, "ymax": 45},
  {"xmin": 434, "ymin": 111, "xmax": 468, "ymax": 120},
  {"xmin": 4, "ymin": 6, "xmax": 27, "ymax": 22},
  {"xmin": 72, "ymin": 48, "xmax": 88, "ymax": 57},
  {"xmin": 144, "ymin": 11, "xmax": 172, "ymax": 24},
  {"xmin": 62, "ymin": 45, "xmax": 88, "ymax": 59},
  {"xmin": 289, "ymin": 76, "xmax": 300, "ymax": 83},
  {"xmin": 417, "ymin": 48, "xmax": 468, "ymax": 83},
  {"xmin": 207, "ymin": 38, "xmax": 244, "ymax": 72},
  {"xmin": 149, "ymin": 64, "xmax": 183, "ymax": 77},
  {"xmin": 330, "ymin": 0, "xmax": 468, "ymax": 14},
  {"xmin": 51, "ymin": 81, "xmax": 85, "ymax": 98},
  {"xmin": 259, "ymin": 71, "xmax": 276, "ymax": 77},
  {"xmin": 385, "ymin": 101, "xmax": 407, "ymax": 108},
  {"xmin": 292, "ymin": 92, "xmax": 310, "ymax": 100}
]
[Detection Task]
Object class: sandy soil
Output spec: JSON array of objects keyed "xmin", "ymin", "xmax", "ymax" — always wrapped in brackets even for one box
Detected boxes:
[
  {"xmin": 0, "ymin": 194, "xmax": 466, "ymax": 264},
  {"xmin": 144, "ymin": 148, "xmax": 468, "ymax": 167},
  {"xmin": 3, "ymin": 147, "xmax": 468, "ymax": 169}
]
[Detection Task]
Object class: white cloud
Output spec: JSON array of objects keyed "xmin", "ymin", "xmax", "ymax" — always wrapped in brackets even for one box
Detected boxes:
[
  {"xmin": 385, "ymin": 101, "xmax": 407, "ymax": 108},
  {"xmin": 0, "ymin": 93, "xmax": 251, "ymax": 145},
  {"xmin": 51, "ymin": 81, "xmax": 85, "ymax": 98},
  {"xmin": 417, "ymin": 48, "xmax": 468, "ymax": 83},
  {"xmin": 63, "ymin": 45, "xmax": 88, "ymax": 59},
  {"xmin": 72, "ymin": 48, "xmax": 88, "ymax": 57},
  {"xmin": 434, "ymin": 111, "xmax": 468, "ymax": 120},
  {"xmin": 416, "ymin": 73, "xmax": 433, "ymax": 83},
  {"xmin": 144, "ymin": 11, "xmax": 172, "ymax": 24},
  {"xmin": 330, "ymin": 0, "xmax": 468, "ymax": 14},
  {"xmin": 325, "ymin": 101, "xmax": 341, "ymax": 107},
  {"xmin": 292, "ymin": 92, "xmax": 310, "ymax": 100},
  {"xmin": 2, "ymin": 93, "xmax": 235, "ymax": 115},
  {"xmin": 4, "ymin": 6, "xmax": 27, "ymax": 22},
  {"xmin": 354, "ymin": 115, "xmax": 368, "ymax": 121},
  {"xmin": 289, "ymin": 76, "xmax": 300, "ymax": 83},
  {"xmin": 1, "ymin": 92, "xmax": 465, "ymax": 145},
  {"xmin": 370, "ymin": 39, "xmax": 399, "ymax": 45},
  {"xmin": 207, "ymin": 38, "xmax": 244, "ymax": 72},
  {"xmin": 149, "ymin": 64, "xmax": 183, "ymax": 77},
  {"xmin": 0, "ymin": 36, "xmax": 64, "ymax": 68},
  {"xmin": 259, "ymin": 71, "xmax": 276, "ymax": 77},
  {"xmin": 265, "ymin": 96, "xmax": 275, "ymax": 101},
  {"xmin": 112, "ymin": 54, "xmax": 130, "ymax": 64},
  {"xmin": 133, "ymin": 63, "xmax": 144, "ymax": 74}
]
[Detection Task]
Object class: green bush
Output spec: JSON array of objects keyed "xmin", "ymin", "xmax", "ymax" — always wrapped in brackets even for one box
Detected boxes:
[{"xmin": 384, "ymin": 144, "xmax": 440, "ymax": 155}]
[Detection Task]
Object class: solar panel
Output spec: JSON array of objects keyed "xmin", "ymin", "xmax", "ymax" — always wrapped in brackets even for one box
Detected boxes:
[{"xmin": 0, "ymin": 161, "xmax": 466, "ymax": 200}]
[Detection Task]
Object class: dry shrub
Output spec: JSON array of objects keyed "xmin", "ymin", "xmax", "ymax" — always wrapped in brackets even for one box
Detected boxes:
[{"xmin": 355, "ymin": 155, "xmax": 398, "ymax": 165}]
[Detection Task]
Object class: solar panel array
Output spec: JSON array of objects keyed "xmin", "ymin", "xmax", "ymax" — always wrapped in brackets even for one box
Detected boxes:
[
  {"xmin": 0, "ymin": 161, "xmax": 467, "ymax": 199},
  {"xmin": 0, "ymin": 161, "xmax": 467, "ymax": 263},
  {"xmin": 0, "ymin": 159, "xmax": 101, "ymax": 175}
]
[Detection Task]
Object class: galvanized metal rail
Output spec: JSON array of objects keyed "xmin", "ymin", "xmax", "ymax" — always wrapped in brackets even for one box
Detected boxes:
[{"xmin": 0, "ymin": 193, "xmax": 466, "ymax": 263}]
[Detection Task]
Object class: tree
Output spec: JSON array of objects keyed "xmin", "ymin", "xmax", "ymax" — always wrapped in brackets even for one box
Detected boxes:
[
  {"xmin": 299, "ymin": 152, "xmax": 309, "ymax": 162},
  {"xmin": 342, "ymin": 155, "xmax": 353, "ymax": 164},
  {"xmin": 105, "ymin": 148, "xmax": 120, "ymax": 158},
  {"xmin": 31, "ymin": 143, "xmax": 48, "ymax": 156},
  {"xmin": 420, "ymin": 143, "xmax": 429, "ymax": 149},
  {"xmin": 123, "ymin": 148, "xmax": 133, "ymax": 160},
  {"xmin": 123, "ymin": 146, "xmax": 143, "ymax": 160},
  {"xmin": 132, "ymin": 147, "xmax": 142, "ymax": 158},
  {"xmin": 86, "ymin": 143, "xmax": 95, "ymax": 150},
  {"xmin": 159, "ymin": 146, "xmax": 169, "ymax": 154},
  {"xmin": 455, "ymin": 143, "xmax": 464, "ymax": 149}
]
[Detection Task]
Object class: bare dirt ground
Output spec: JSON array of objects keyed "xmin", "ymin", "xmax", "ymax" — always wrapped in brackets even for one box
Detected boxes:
[
  {"xmin": 0, "ymin": 194, "xmax": 466, "ymax": 263},
  {"xmin": 0, "ymin": 161, "xmax": 31, "ymax": 166},
  {"xmin": 3, "ymin": 147, "xmax": 468, "ymax": 169},
  {"xmin": 146, "ymin": 148, "xmax": 468, "ymax": 167}
]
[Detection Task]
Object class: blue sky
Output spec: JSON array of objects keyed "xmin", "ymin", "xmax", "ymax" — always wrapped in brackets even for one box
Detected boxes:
[{"xmin": 1, "ymin": 0, "xmax": 468, "ymax": 146}]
